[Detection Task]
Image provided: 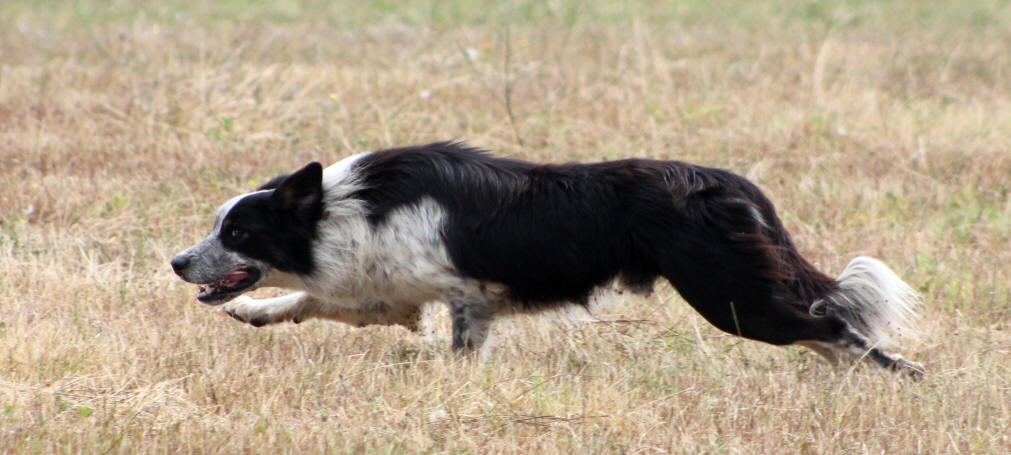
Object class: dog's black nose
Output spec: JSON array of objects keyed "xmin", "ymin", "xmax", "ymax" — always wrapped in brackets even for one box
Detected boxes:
[{"xmin": 170, "ymin": 255, "xmax": 190, "ymax": 275}]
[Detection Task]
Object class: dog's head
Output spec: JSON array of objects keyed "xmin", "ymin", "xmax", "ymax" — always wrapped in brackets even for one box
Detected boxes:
[{"xmin": 171, "ymin": 162, "xmax": 325, "ymax": 304}]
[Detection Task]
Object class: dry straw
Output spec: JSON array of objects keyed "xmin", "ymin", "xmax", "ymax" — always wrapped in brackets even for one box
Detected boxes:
[{"xmin": 1, "ymin": 1, "xmax": 1009, "ymax": 453}]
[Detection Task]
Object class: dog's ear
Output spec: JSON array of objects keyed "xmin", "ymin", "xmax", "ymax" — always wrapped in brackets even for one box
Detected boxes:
[
  {"xmin": 257, "ymin": 173, "xmax": 289, "ymax": 191},
  {"xmin": 271, "ymin": 162, "xmax": 323, "ymax": 213}
]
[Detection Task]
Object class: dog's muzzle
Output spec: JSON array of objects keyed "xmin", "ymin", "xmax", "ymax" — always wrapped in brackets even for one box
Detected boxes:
[
  {"xmin": 171, "ymin": 239, "xmax": 264, "ymax": 305},
  {"xmin": 170, "ymin": 255, "xmax": 191, "ymax": 276}
]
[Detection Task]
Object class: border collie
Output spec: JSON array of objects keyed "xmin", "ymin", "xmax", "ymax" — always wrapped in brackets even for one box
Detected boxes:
[{"xmin": 171, "ymin": 141, "xmax": 923, "ymax": 376}]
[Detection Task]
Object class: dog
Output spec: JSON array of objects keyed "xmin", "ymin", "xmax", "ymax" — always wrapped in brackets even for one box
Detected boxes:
[{"xmin": 171, "ymin": 141, "xmax": 923, "ymax": 376}]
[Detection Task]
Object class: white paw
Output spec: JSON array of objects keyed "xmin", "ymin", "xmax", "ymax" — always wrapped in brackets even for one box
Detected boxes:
[{"xmin": 223, "ymin": 296, "xmax": 275, "ymax": 327}]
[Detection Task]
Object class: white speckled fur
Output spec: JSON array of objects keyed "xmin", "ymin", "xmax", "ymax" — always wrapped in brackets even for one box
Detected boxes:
[{"xmin": 222, "ymin": 152, "xmax": 503, "ymax": 340}]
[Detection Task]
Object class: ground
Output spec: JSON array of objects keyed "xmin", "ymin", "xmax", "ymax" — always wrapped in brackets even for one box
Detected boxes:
[{"xmin": 1, "ymin": 0, "xmax": 1009, "ymax": 453}]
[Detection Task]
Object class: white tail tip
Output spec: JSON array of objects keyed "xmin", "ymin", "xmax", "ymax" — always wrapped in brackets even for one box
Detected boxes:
[{"xmin": 821, "ymin": 256, "xmax": 923, "ymax": 348}]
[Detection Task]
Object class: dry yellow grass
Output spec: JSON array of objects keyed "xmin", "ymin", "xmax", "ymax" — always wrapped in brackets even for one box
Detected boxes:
[{"xmin": 2, "ymin": 1, "xmax": 1010, "ymax": 453}]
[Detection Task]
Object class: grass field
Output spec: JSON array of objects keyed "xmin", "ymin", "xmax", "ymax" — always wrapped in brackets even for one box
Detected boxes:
[{"xmin": 2, "ymin": 0, "xmax": 1010, "ymax": 453}]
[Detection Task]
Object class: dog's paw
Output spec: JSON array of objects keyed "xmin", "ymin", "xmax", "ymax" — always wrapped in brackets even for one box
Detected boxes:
[
  {"xmin": 894, "ymin": 358, "xmax": 926, "ymax": 380},
  {"xmin": 223, "ymin": 296, "xmax": 275, "ymax": 327}
]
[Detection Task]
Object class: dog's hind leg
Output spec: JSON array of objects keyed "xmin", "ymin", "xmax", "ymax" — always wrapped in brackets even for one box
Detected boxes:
[
  {"xmin": 800, "ymin": 256, "xmax": 924, "ymax": 377},
  {"xmin": 803, "ymin": 324, "xmax": 925, "ymax": 378},
  {"xmin": 795, "ymin": 341, "xmax": 839, "ymax": 365},
  {"xmin": 661, "ymin": 266, "xmax": 924, "ymax": 377}
]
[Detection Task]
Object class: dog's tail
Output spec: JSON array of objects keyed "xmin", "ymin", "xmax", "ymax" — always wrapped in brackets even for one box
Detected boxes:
[{"xmin": 810, "ymin": 256, "xmax": 922, "ymax": 348}]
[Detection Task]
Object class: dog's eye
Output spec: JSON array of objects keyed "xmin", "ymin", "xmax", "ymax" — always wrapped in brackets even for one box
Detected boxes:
[{"xmin": 228, "ymin": 228, "xmax": 248, "ymax": 241}]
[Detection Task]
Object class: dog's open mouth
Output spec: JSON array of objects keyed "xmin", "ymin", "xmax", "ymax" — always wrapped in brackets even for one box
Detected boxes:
[{"xmin": 196, "ymin": 268, "xmax": 261, "ymax": 304}]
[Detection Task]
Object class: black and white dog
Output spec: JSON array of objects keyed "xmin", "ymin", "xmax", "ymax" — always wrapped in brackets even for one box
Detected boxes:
[{"xmin": 171, "ymin": 141, "xmax": 923, "ymax": 375}]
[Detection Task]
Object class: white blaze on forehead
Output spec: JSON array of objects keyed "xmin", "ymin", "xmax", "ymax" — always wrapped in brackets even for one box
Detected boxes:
[
  {"xmin": 209, "ymin": 151, "xmax": 371, "ymax": 236},
  {"xmin": 213, "ymin": 190, "xmax": 271, "ymax": 233}
]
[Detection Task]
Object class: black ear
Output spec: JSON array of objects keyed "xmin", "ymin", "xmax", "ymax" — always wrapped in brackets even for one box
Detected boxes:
[
  {"xmin": 257, "ymin": 173, "xmax": 290, "ymax": 191},
  {"xmin": 271, "ymin": 162, "xmax": 323, "ymax": 213}
]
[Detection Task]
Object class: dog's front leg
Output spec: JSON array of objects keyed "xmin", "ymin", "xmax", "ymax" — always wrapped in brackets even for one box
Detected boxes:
[
  {"xmin": 447, "ymin": 298, "xmax": 494, "ymax": 352},
  {"xmin": 224, "ymin": 293, "xmax": 429, "ymax": 333},
  {"xmin": 224, "ymin": 292, "xmax": 318, "ymax": 327}
]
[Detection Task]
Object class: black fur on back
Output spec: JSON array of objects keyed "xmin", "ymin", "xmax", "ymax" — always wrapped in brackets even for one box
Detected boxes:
[{"xmin": 351, "ymin": 142, "xmax": 838, "ymax": 318}]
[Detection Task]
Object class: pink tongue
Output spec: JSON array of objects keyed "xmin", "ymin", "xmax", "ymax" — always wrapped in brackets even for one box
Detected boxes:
[{"xmin": 219, "ymin": 270, "xmax": 249, "ymax": 287}]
